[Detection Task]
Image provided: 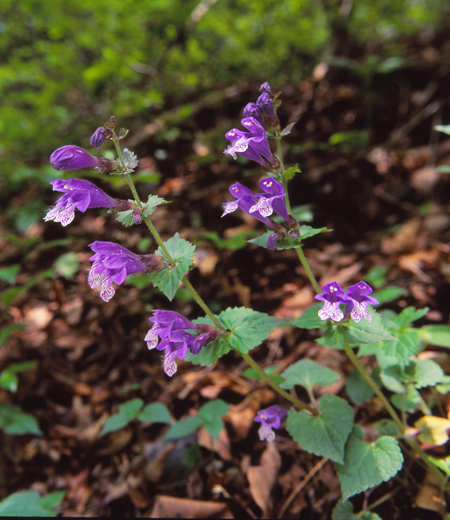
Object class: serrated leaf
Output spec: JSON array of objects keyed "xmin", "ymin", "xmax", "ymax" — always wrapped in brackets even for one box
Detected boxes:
[
  {"xmin": 280, "ymin": 359, "xmax": 340, "ymax": 390},
  {"xmin": 374, "ymin": 419, "xmax": 401, "ymax": 437},
  {"xmin": 164, "ymin": 416, "xmax": 203, "ymax": 439},
  {"xmin": 346, "ymin": 311, "xmax": 397, "ymax": 344},
  {"xmin": 286, "ymin": 395, "xmax": 353, "ymax": 463},
  {"xmin": 418, "ymin": 325, "xmax": 450, "ymax": 348},
  {"xmin": 346, "ymin": 369, "xmax": 375, "ymax": 405},
  {"xmin": 115, "ymin": 209, "xmax": 135, "ymax": 227},
  {"xmin": 392, "ymin": 306, "xmax": 428, "ymax": 328},
  {"xmin": 412, "ymin": 359, "xmax": 444, "ymax": 388},
  {"xmin": 283, "ymin": 163, "xmax": 299, "ymax": 179},
  {"xmin": 379, "ymin": 366, "xmax": 405, "ymax": 394},
  {"xmin": 149, "ymin": 233, "xmax": 196, "ymax": 300},
  {"xmin": 335, "ymin": 425, "xmax": 403, "ymax": 501},
  {"xmin": 298, "ymin": 225, "xmax": 330, "ymax": 239},
  {"xmin": 436, "ymin": 375, "xmax": 450, "ymax": 394},
  {"xmin": 381, "ymin": 329, "xmax": 420, "ymax": 368},
  {"xmin": 121, "ymin": 148, "xmax": 138, "ymax": 170},
  {"xmin": 281, "ymin": 123, "xmax": 296, "ymax": 137},
  {"xmin": 138, "ymin": 402, "xmax": 172, "ymax": 424},
  {"xmin": 217, "ymin": 307, "xmax": 283, "ymax": 354},
  {"xmin": 291, "ymin": 303, "xmax": 326, "ymax": 329},
  {"xmin": 142, "ymin": 195, "xmax": 167, "ymax": 218},
  {"xmin": 185, "ymin": 336, "xmax": 232, "ymax": 366}
]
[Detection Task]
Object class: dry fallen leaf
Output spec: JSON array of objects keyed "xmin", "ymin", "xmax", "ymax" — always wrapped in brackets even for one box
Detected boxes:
[
  {"xmin": 247, "ymin": 442, "xmax": 282, "ymax": 517},
  {"xmin": 149, "ymin": 495, "xmax": 233, "ymax": 518}
]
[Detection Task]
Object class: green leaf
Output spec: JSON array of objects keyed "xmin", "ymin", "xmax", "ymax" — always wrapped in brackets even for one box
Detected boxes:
[
  {"xmin": 248, "ymin": 226, "xmax": 329, "ymax": 250},
  {"xmin": 332, "ymin": 500, "xmax": 382, "ymax": 520},
  {"xmin": 121, "ymin": 148, "xmax": 138, "ymax": 170},
  {"xmin": 218, "ymin": 307, "xmax": 283, "ymax": 354},
  {"xmin": 372, "ymin": 286, "xmax": 406, "ymax": 304},
  {"xmin": 335, "ymin": 425, "xmax": 403, "ymax": 501},
  {"xmin": 429, "ymin": 455, "xmax": 450, "ymax": 476},
  {"xmin": 286, "ymin": 395, "xmax": 353, "ymax": 463},
  {"xmin": 0, "ymin": 404, "xmax": 42, "ymax": 435},
  {"xmin": 291, "ymin": 303, "xmax": 326, "ymax": 329},
  {"xmin": 1, "ymin": 268, "xmax": 54, "ymax": 308},
  {"xmin": 436, "ymin": 375, "xmax": 450, "ymax": 394},
  {"xmin": 149, "ymin": 233, "xmax": 196, "ymax": 301},
  {"xmin": 374, "ymin": 419, "xmax": 401, "ymax": 437},
  {"xmin": 198, "ymin": 399, "xmax": 229, "ymax": 440},
  {"xmin": 0, "ymin": 323, "xmax": 28, "ymax": 348},
  {"xmin": 0, "ymin": 264, "xmax": 20, "ymax": 284},
  {"xmin": 390, "ymin": 387, "xmax": 422, "ymax": 413},
  {"xmin": 115, "ymin": 209, "xmax": 135, "ymax": 227},
  {"xmin": 100, "ymin": 398, "xmax": 144, "ymax": 435},
  {"xmin": 280, "ymin": 359, "xmax": 340, "ymax": 390},
  {"xmin": 182, "ymin": 442, "xmax": 203, "ymax": 467},
  {"xmin": 164, "ymin": 416, "xmax": 203, "ymax": 439},
  {"xmin": 381, "ymin": 329, "xmax": 420, "ymax": 368},
  {"xmin": 138, "ymin": 403, "xmax": 172, "ymax": 424},
  {"xmin": 418, "ymin": 325, "xmax": 450, "ymax": 348},
  {"xmin": 0, "ymin": 490, "xmax": 63, "ymax": 517},
  {"xmin": 392, "ymin": 306, "xmax": 428, "ymax": 328},
  {"xmin": 142, "ymin": 195, "xmax": 168, "ymax": 218},
  {"xmin": 0, "ymin": 372, "xmax": 18, "ymax": 392},
  {"xmin": 379, "ymin": 366, "xmax": 406, "ymax": 394},
  {"xmin": 53, "ymin": 252, "xmax": 79, "ymax": 280},
  {"xmin": 345, "ymin": 311, "xmax": 397, "ymax": 344},
  {"xmin": 346, "ymin": 369, "xmax": 375, "ymax": 405},
  {"xmin": 298, "ymin": 225, "xmax": 330, "ymax": 240},
  {"xmin": 185, "ymin": 336, "xmax": 232, "ymax": 366},
  {"xmin": 412, "ymin": 359, "xmax": 444, "ymax": 388}
]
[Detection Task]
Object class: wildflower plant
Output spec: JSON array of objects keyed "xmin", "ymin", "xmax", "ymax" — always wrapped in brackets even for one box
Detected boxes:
[{"xmin": 45, "ymin": 95, "xmax": 450, "ymax": 516}]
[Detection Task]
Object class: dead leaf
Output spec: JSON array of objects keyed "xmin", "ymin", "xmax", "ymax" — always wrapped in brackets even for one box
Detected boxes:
[
  {"xmin": 149, "ymin": 495, "xmax": 233, "ymax": 519},
  {"xmin": 414, "ymin": 416, "xmax": 450, "ymax": 446},
  {"xmin": 415, "ymin": 472, "xmax": 447, "ymax": 516},
  {"xmin": 247, "ymin": 442, "xmax": 281, "ymax": 517},
  {"xmin": 197, "ymin": 426, "xmax": 232, "ymax": 461},
  {"xmin": 95, "ymin": 427, "xmax": 133, "ymax": 456}
]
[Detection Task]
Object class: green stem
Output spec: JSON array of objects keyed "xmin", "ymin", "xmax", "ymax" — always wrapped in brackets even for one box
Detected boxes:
[
  {"xmin": 342, "ymin": 343, "xmax": 404, "ymax": 434},
  {"xmin": 343, "ymin": 343, "xmax": 446, "ymax": 488},
  {"xmin": 296, "ymin": 246, "xmax": 321, "ymax": 294},
  {"xmin": 241, "ymin": 352, "xmax": 317, "ymax": 414},
  {"xmin": 275, "ymin": 135, "xmax": 292, "ymax": 214}
]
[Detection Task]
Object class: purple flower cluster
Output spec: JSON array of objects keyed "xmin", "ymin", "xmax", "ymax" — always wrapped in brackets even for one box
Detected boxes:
[
  {"xmin": 315, "ymin": 281, "xmax": 379, "ymax": 323},
  {"xmin": 145, "ymin": 310, "xmax": 218, "ymax": 377},
  {"xmin": 254, "ymin": 405, "xmax": 287, "ymax": 442},
  {"xmin": 44, "ymin": 179, "xmax": 119, "ymax": 227},
  {"xmin": 224, "ymin": 117, "xmax": 277, "ymax": 167},
  {"xmin": 88, "ymin": 241, "xmax": 163, "ymax": 302}
]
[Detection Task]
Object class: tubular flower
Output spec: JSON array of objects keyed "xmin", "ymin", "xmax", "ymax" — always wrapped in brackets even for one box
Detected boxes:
[
  {"xmin": 44, "ymin": 179, "xmax": 119, "ymax": 226},
  {"xmin": 250, "ymin": 178, "xmax": 289, "ymax": 222},
  {"xmin": 88, "ymin": 241, "xmax": 150, "ymax": 302},
  {"xmin": 145, "ymin": 311, "xmax": 217, "ymax": 377},
  {"xmin": 224, "ymin": 117, "xmax": 276, "ymax": 167},
  {"xmin": 243, "ymin": 102, "xmax": 264, "ymax": 126},
  {"xmin": 315, "ymin": 282, "xmax": 351, "ymax": 322},
  {"xmin": 345, "ymin": 281, "xmax": 379, "ymax": 323},
  {"xmin": 222, "ymin": 182, "xmax": 275, "ymax": 227},
  {"xmin": 90, "ymin": 127, "xmax": 111, "ymax": 147},
  {"xmin": 259, "ymin": 82, "xmax": 274, "ymax": 96},
  {"xmin": 254, "ymin": 405, "xmax": 287, "ymax": 442},
  {"xmin": 256, "ymin": 92, "xmax": 279, "ymax": 128},
  {"xmin": 50, "ymin": 145, "xmax": 116, "ymax": 173}
]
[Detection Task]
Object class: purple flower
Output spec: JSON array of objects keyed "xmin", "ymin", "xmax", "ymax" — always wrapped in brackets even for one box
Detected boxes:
[
  {"xmin": 315, "ymin": 282, "xmax": 351, "ymax": 322},
  {"xmin": 44, "ymin": 179, "xmax": 119, "ymax": 226},
  {"xmin": 224, "ymin": 117, "xmax": 276, "ymax": 167},
  {"xmin": 50, "ymin": 145, "xmax": 116, "ymax": 173},
  {"xmin": 145, "ymin": 311, "xmax": 217, "ymax": 377},
  {"xmin": 250, "ymin": 178, "xmax": 289, "ymax": 222},
  {"xmin": 88, "ymin": 241, "xmax": 149, "ymax": 302},
  {"xmin": 259, "ymin": 82, "xmax": 273, "ymax": 96},
  {"xmin": 222, "ymin": 182, "xmax": 275, "ymax": 227},
  {"xmin": 256, "ymin": 93, "xmax": 278, "ymax": 128},
  {"xmin": 90, "ymin": 127, "xmax": 111, "ymax": 147},
  {"xmin": 345, "ymin": 281, "xmax": 379, "ymax": 323},
  {"xmin": 254, "ymin": 405, "xmax": 287, "ymax": 442},
  {"xmin": 243, "ymin": 103, "xmax": 264, "ymax": 126},
  {"xmin": 266, "ymin": 232, "xmax": 279, "ymax": 250}
]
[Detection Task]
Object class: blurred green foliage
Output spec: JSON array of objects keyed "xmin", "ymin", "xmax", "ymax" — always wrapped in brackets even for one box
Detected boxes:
[{"xmin": 1, "ymin": 0, "xmax": 448, "ymax": 184}]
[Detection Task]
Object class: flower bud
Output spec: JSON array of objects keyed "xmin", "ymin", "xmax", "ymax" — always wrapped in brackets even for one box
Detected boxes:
[
  {"xmin": 267, "ymin": 232, "xmax": 279, "ymax": 250},
  {"xmin": 132, "ymin": 208, "xmax": 142, "ymax": 225},
  {"xmin": 50, "ymin": 145, "xmax": 101, "ymax": 171},
  {"xmin": 90, "ymin": 127, "xmax": 111, "ymax": 147}
]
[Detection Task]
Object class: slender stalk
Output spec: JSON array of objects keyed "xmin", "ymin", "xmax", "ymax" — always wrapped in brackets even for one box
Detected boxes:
[
  {"xmin": 241, "ymin": 352, "xmax": 317, "ymax": 414},
  {"xmin": 343, "ymin": 343, "xmax": 446, "ymax": 488},
  {"xmin": 342, "ymin": 343, "xmax": 405, "ymax": 434},
  {"xmin": 275, "ymin": 135, "xmax": 292, "ymax": 214},
  {"xmin": 182, "ymin": 276, "xmax": 223, "ymax": 330},
  {"xmin": 295, "ymin": 246, "xmax": 321, "ymax": 294}
]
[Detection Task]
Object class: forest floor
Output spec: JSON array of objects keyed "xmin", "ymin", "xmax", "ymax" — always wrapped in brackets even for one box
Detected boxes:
[{"xmin": 1, "ymin": 30, "xmax": 450, "ymax": 518}]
